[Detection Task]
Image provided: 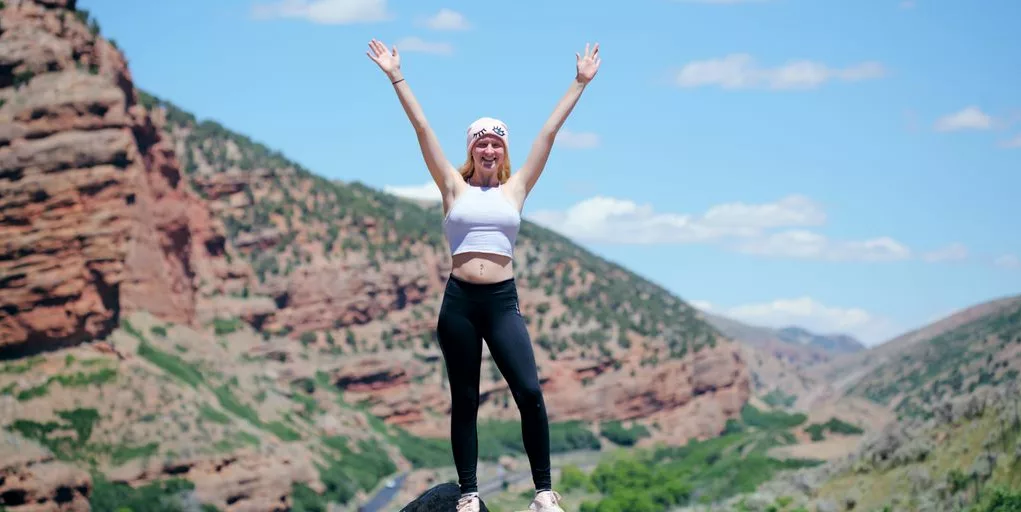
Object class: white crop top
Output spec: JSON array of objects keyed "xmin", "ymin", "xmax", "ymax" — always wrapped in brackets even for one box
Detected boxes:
[{"xmin": 443, "ymin": 185, "xmax": 521, "ymax": 258}]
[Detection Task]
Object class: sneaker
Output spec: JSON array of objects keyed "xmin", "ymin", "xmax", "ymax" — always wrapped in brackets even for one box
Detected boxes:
[
  {"xmin": 527, "ymin": 490, "xmax": 564, "ymax": 512},
  {"xmin": 456, "ymin": 494, "xmax": 481, "ymax": 512}
]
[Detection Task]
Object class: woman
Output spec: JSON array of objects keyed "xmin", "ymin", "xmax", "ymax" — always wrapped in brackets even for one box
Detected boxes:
[{"xmin": 367, "ymin": 38, "xmax": 601, "ymax": 512}]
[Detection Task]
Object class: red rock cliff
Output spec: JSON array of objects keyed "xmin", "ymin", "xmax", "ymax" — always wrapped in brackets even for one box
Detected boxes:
[{"xmin": 0, "ymin": 0, "xmax": 250, "ymax": 357}]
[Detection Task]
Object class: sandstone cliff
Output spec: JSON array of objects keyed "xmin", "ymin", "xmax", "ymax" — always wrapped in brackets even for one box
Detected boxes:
[{"xmin": 0, "ymin": 0, "xmax": 253, "ymax": 359}]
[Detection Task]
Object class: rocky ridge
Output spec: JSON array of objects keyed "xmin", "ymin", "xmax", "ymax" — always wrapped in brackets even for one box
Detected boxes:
[{"xmin": 0, "ymin": 0, "xmax": 250, "ymax": 359}]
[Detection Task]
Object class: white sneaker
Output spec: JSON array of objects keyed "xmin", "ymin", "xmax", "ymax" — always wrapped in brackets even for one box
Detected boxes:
[
  {"xmin": 456, "ymin": 493, "xmax": 481, "ymax": 512},
  {"xmin": 527, "ymin": 490, "xmax": 564, "ymax": 512}
]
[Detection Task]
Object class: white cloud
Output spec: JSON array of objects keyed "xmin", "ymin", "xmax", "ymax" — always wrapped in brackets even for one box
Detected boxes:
[
  {"xmin": 250, "ymin": 0, "xmax": 390, "ymax": 24},
  {"xmin": 384, "ymin": 182, "xmax": 441, "ymax": 202},
  {"xmin": 674, "ymin": 54, "xmax": 885, "ymax": 90},
  {"xmin": 557, "ymin": 130, "xmax": 601, "ymax": 149},
  {"xmin": 921, "ymin": 243, "xmax": 968, "ymax": 263},
  {"xmin": 733, "ymin": 230, "xmax": 911, "ymax": 262},
  {"xmin": 394, "ymin": 36, "xmax": 453, "ymax": 55},
  {"xmin": 700, "ymin": 195, "xmax": 826, "ymax": 229},
  {"xmin": 526, "ymin": 195, "xmax": 926, "ymax": 263},
  {"xmin": 1000, "ymin": 133, "xmax": 1021, "ymax": 148},
  {"xmin": 528, "ymin": 194, "xmax": 826, "ymax": 245},
  {"xmin": 420, "ymin": 8, "xmax": 471, "ymax": 30},
  {"xmin": 934, "ymin": 106, "xmax": 992, "ymax": 132},
  {"xmin": 381, "ymin": 187, "xmax": 969, "ymax": 266},
  {"xmin": 696, "ymin": 297, "xmax": 897, "ymax": 346},
  {"xmin": 994, "ymin": 254, "xmax": 1021, "ymax": 269}
]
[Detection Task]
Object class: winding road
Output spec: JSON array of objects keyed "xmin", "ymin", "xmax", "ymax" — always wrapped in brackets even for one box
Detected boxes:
[{"xmin": 358, "ymin": 473, "xmax": 409, "ymax": 512}]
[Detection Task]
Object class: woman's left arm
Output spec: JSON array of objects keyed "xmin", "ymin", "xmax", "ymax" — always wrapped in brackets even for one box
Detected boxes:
[{"xmin": 509, "ymin": 43, "xmax": 601, "ymax": 202}]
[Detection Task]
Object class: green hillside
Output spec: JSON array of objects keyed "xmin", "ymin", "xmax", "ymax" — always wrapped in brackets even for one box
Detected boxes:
[
  {"xmin": 845, "ymin": 297, "xmax": 1021, "ymax": 420},
  {"xmin": 645, "ymin": 297, "xmax": 1021, "ymax": 512},
  {"xmin": 136, "ymin": 89, "xmax": 721, "ymax": 362},
  {"xmin": 725, "ymin": 383, "xmax": 1021, "ymax": 512}
]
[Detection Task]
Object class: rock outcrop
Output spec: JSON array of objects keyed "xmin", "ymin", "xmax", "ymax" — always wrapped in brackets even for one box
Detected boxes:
[
  {"xmin": 254, "ymin": 259, "xmax": 433, "ymax": 336},
  {"xmin": 398, "ymin": 483, "xmax": 491, "ymax": 512},
  {"xmin": 0, "ymin": 0, "xmax": 253, "ymax": 357},
  {"xmin": 322, "ymin": 337, "xmax": 751, "ymax": 443},
  {"xmin": 0, "ymin": 432, "xmax": 91, "ymax": 512},
  {"xmin": 104, "ymin": 448, "xmax": 321, "ymax": 512}
]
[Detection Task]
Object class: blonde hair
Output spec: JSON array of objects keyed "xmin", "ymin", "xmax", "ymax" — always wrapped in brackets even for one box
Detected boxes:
[{"xmin": 458, "ymin": 146, "xmax": 511, "ymax": 185}]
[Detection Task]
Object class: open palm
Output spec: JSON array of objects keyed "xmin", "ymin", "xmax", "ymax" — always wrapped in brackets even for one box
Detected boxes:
[
  {"xmin": 576, "ymin": 43, "xmax": 601, "ymax": 83},
  {"xmin": 366, "ymin": 38, "xmax": 400, "ymax": 77}
]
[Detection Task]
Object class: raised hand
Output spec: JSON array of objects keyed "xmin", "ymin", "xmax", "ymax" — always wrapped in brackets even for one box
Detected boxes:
[
  {"xmin": 366, "ymin": 38, "xmax": 401, "ymax": 78},
  {"xmin": 575, "ymin": 43, "xmax": 601, "ymax": 84}
]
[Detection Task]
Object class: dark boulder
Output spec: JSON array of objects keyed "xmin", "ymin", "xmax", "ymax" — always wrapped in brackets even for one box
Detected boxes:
[{"xmin": 398, "ymin": 483, "xmax": 491, "ymax": 512}]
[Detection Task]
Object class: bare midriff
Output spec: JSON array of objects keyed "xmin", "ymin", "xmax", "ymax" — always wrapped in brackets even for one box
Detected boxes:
[{"xmin": 450, "ymin": 251, "xmax": 514, "ymax": 284}]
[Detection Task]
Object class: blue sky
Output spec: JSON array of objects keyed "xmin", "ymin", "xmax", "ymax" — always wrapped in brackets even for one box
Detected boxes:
[{"xmin": 78, "ymin": 0, "xmax": 1021, "ymax": 345}]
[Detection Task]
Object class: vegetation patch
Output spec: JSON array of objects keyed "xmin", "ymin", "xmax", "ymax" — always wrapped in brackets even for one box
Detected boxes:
[
  {"xmin": 803, "ymin": 417, "xmax": 864, "ymax": 442},
  {"xmin": 6, "ymin": 407, "xmax": 159, "ymax": 466},
  {"xmin": 599, "ymin": 420, "xmax": 652, "ymax": 447},
  {"xmin": 761, "ymin": 388, "xmax": 798, "ymax": 409},
  {"xmin": 293, "ymin": 436, "xmax": 399, "ymax": 507},
  {"xmin": 557, "ymin": 430, "xmax": 821, "ymax": 512},
  {"xmin": 8, "ymin": 366, "xmax": 118, "ymax": 402},
  {"xmin": 90, "ymin": 472, "xmax": 220, "ymax": 512},
  {"xmin": 785, "ymin": 391, "xmax": 1021, "ymax": 512}
]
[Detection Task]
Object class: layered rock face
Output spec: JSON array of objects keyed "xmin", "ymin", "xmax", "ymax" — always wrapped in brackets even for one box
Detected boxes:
[
  {"xmin": 0, "ymin": 0, "xmax": 250, "ymax": 357},
  {"xmin": 325, "ymin": 335, "xmax": 751, "ymax": 444},
  {"xmin": 0, "ymin": 432, "xmax": 91, "ymax": 512}
]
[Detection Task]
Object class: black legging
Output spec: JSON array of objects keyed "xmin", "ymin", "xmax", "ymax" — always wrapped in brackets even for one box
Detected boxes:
[{"xmin": 435, "ymin": 274, "xmax": 552, "ymax": 495}]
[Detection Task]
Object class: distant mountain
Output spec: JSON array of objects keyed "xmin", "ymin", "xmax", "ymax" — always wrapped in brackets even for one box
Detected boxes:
[
  {"xmin": 774, "ymin": 326, "xmax": 866, "ymax": 355},
  {"xmin": 700, "ymin": 312, "xmax": 866, "ymax": 366}
]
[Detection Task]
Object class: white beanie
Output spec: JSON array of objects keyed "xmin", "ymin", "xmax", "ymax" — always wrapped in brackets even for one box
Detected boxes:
[{"xmin": 466, "ymin": 117, "xmax": 509, "ymax": 152}]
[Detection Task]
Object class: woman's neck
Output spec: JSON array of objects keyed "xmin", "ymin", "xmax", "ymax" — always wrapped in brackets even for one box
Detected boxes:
[{"xmin": 469, "ymin": 174, "xmax": 498, "ymax": 187}]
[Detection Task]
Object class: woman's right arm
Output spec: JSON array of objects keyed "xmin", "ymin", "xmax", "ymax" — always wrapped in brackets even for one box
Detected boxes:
[
  {"xmin": 367, "ymin": 39, "xmax": 458, "ymax": 202},
  {"xmin": 386, "ymin": 68, "xmax": 459, "ymax": 200}
]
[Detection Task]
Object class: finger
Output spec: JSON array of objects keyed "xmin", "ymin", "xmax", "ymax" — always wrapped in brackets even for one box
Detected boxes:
[
  {"xmin": 585, "ymin": 42, "xmax": 590, "ymax": 57},
  {"xmin": 392, "ymin": 44, "xmax": 399, "ymax": 57},
  {"xmin": 593, "ymin": 42, "xmax": 600, "ymax": 56},
  {"xmin": 576, "ymin": 52, "xmax": 581, "ymax": 62}
]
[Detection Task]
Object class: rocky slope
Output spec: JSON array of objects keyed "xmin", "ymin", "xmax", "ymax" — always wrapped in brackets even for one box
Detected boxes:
[
  {"xmin": 694, "ymin": 380, "xmax": 1021, "ymax": 512},
  {"xmin": 0, "ymin": 0, "xmax": 250, "ymax": 359},
  {"xmin": 675, "ymin": 294, "xmax": 1021, "ymax": 511},
  {"xmin": 842, "ymin": 295, "xmax": 1021, "ymax": 420},
  {"xmin": 0, "ymin": 0, "xmax": 752, "ymax": 509},
  {"xmin": 804, "ymin": 294, "xmax": 1021, "ymax": 408}
]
